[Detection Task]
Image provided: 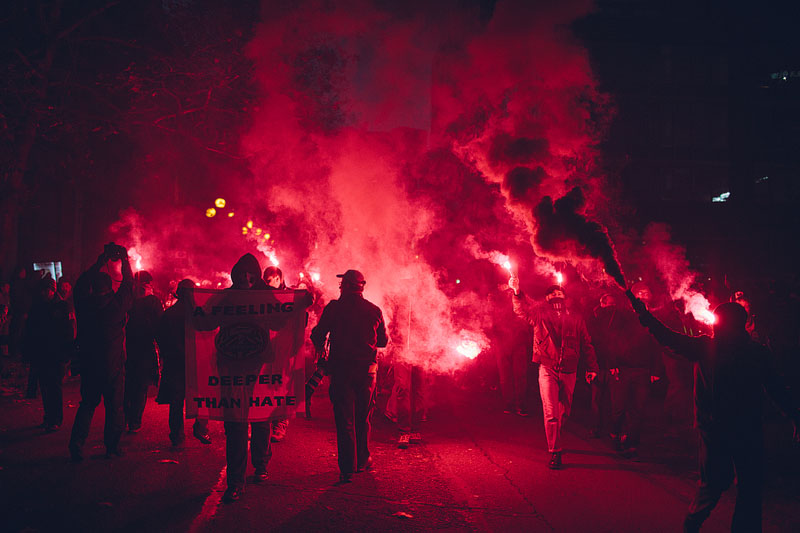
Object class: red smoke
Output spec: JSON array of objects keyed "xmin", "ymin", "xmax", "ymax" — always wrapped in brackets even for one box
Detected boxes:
[{"xmin": 106, "ymin": 0, "xmax": 699, "ymax": 371}]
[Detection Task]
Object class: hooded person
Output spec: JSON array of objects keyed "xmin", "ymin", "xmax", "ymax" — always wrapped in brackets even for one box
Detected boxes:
[
  {"xmin": 628, "ymin": 292, "xmax": 800, "ymax": 533},
  {"xmin": 155, "ymin": 278, "xmax": 211, "ymax": 447},
  {"xmin": 68, "ymin": 243, "xmax": 134, "ymax": 461},
  {"xmin": 221, "ymin": 254, "xmax": 272, "ymax": 503},
  {"xmin": 509, "ymin": 277, "xmax": 598, "ymax": 470},
  {"xmin": 123, "ymin": 270, "xmax": 163, "ymax": 433},
  {"xmin": 310, "ymin": 269, "xmax": 388, "ymax": 483}
]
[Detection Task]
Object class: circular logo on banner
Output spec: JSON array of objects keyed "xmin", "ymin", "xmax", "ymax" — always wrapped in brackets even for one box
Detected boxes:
[{"xmin": 215, "ymin": 322, "xmax": 268, "ymax": 362}]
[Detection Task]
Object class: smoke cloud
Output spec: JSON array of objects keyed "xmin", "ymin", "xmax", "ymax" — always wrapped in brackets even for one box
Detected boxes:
[{"xmin": 106, "ymin": 0, "xmax": 639, "ymax": 371}]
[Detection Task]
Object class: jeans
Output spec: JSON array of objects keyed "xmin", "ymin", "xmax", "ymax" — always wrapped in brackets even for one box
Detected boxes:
[
  {"xmin": 538, "ymin": 365, "xmax": 576, "ymax": 453},
  {"xmin": 394, "ymin": 362, "xmax": 425, "ymax": 433}
]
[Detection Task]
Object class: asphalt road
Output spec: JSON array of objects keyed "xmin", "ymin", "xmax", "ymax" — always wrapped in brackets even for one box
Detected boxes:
[{"xmin": 1, "ymin": 374, "xmax": 798, "ymax": 532}]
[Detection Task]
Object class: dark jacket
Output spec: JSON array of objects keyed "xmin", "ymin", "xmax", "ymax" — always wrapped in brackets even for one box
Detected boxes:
[
  {"xmin": 310, "ymin": 292, "xmax": 388, "ymax": 374},
  {"xmin": 126, "ymin": 294, "xmax": 163, "ymax": 384},
  {"xmin": 639, "ymin": 310, "xmax": 798, "ymax": 431},
  {"xmin": 74, "ymin": 262, "xmax": 134, "ymax": 378},
  {"xmin": 155, "ymin": 300, "xmax": 188, "ymax": 404},
  {"xmin": 607, "ymin": 308, "xmax": 663, "ymax": 375},
  {"xmin": 512, "ymin": 293, "xmax": 598, "ymax": 374},
  {"xmin": 23, "ymin": 296, "xmax": 74, "ymax": 365}
]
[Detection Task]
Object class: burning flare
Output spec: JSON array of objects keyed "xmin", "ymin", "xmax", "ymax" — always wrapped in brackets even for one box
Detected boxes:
[{"xmin": 456, "ymin": 339, "xmax": 481, "ymax": 360}]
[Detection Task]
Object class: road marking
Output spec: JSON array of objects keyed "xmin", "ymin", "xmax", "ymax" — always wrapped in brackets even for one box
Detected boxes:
[{"xmin": 189, "ymin": 465, "xmax": 227, "ymax": 533}]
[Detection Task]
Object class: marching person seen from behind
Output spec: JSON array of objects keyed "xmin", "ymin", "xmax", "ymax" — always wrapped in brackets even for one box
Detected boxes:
[
  {"xmin": 68, "ymin": 243, "xmax": 134, "ymax": 461},
  {"xmin": 155, "ymin": 278, "xmax": 211, "ymax": 447},
  {"xmin": 509, "ymin": 275, "xmax": 598, "ymax": 470},
  {"xmin": 23, "ymin": 277, "xmax": 74, "ymax": 432},
  {"xmin": 627, "ymin": 290, "xmax": 800, "ymax": 533},
  {"xmin": 310, "ymin": 269, "xmax": 388, "ymax": 483},
  {"xmin": 123, "ymin": 270, "xmax": 163, "ymax": 433}
]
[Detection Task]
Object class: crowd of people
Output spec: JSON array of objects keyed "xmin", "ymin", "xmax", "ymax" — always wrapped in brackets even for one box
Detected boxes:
[{"xmin": 2, "ymin": 243, "xmax": 799, "ymax": 530}]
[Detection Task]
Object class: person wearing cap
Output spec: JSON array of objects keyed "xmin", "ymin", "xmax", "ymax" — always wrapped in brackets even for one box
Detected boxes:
[
  {"xmin": 310, "ymin": 269, "xmax": 388, "ymax": 483},
  {"xmin": 23, "ymin": 277, "xmax": 74, "ymax": 432},
  {"xmin": 69, "ymin": 243, "xmax": 134, "ymax": 461},
  {"xmin": 155, "ymin": 278, "xmax": 211, "ymax": 447},
  {"xmin": 627, "ymin": 291, "xmax": 800, "ymax": 533},
  {"xmin": 508, "ymin": 276, "xmax": 598, "ymax": 470},
  {"xmin": 123, "ymin": 270, "xmax": 163, "ymax": 433}
]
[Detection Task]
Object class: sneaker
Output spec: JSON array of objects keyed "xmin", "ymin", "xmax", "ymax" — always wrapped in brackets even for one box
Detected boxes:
[
  {"xmin": 515, "ymin": 408, "xmax": 530, "ymax": 417},
  {"xmin": 222, "ymin": 486, "xmax": 242, "ymax": 503},
  {"xmin": 548, "ymin": 451, "xmax": 562, "ymax": 470},
  {"xmin": 338, "ymin": 472, "xmax": 353, "ymax": 484},
  {"xmin": 502, "ymin": 405, "xmax": 513, "ymax": 414},
  {"xmin": 127, "ymin": 424, "xmax": 141, "ymax": 433},
  {"xmin": 253, "ymin": 468, "xmax": 268, "ymax": 483},
  {"xmin": 271, "ymin": 419, "xmax": 288, "ymax": 442},
  {"xmin": 356, "ymin": 456, "xmax": 373, "ymax": 473},
  {"xmin": 397, "ymin": 433, "xmax": 410, "ymax": 449},
  {"xmin": 193, "ymin": 427, "xmax": 212, "ymax": 444},
  {"xmin": 409, "ymin": 432, "xmax": 422, "ymax": 444}
]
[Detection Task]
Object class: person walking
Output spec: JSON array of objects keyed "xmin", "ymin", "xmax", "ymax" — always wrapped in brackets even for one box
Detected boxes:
[{"xmin": 310, "ymin": 269, "xmax": 388, "ymax": 483}]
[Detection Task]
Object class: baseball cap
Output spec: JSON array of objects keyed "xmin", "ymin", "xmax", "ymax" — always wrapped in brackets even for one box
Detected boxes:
[{"xmin": 337, "ymin": 270, "xmax": 366, "ymax": 285}]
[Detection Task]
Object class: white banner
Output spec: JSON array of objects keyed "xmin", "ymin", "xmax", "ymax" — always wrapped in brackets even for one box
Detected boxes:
[{"xmin": 185, "ymin": 288, "xmax": 308, "ymax": 422}]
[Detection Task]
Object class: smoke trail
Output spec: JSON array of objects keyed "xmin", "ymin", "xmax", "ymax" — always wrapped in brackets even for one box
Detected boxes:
[
  {"xmin": 642, "ymin": 223, "xmax": 715, "ymax": 325},
  {"xmin": 533, "ymin": 187, "xmax": 625, "ymax": 288}
]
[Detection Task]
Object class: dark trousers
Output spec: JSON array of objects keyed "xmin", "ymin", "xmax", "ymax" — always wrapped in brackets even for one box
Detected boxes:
[
  {"xmin": 684, "ymin": 428, "xmax": 763, "ymax": 533},
  {"xmin": 37, "ymin": 362, "xmax": 65, "ymax": 426},
  {"xmin": 25, "ymin": 363, "xmax": 39, "ymax": 398},
  {"xmin": 123, "ymin": 374, "xmax": 149, "ymax": 428},
  {"xmin": 223, "ymin": 421, "xmax": 271, "ymax": 489},
  {"xmin": 168, "ymin": 399, "xmax": 208, "ymax": 443},
  {"xmin": 394, "ymin": 362, "xmax": 425, "ymax": 433},
  {"xmin": 69, "ymin": 371, "xmax": 125, "ymax": 452},
  {"xmin": 610, "ymin": 367, "xmax": 649, "ymax": 446},
  {"xmin": 590, "ymin": 370, "xmax": 610, "ymax": 432},
  {"xmin": 496, "ymin": 342, "xmax": 529, "ymax": 411},
  {"xmin": 329, "ymin": 369, "xmax": 376, "ymax": 474}
]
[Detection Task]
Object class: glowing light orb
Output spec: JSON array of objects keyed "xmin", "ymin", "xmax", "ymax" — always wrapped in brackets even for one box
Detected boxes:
[
  {"xmin": 502, "ymin": 260, "xmax": 512, "ymax": 272},
  {"xmin": 299, "ymin": 272, "xmax": 304, "ymax": 279},
  {"xmin": 255, "ymin": 228, "xmax": 262, "ymax": 235},
  {"xmin": 246, "ymin": 220, "xmax": 253, "ymax": 229},
  {"xmin": 214, "ymin": 198, "xmax": 226, "ymax": 208},
  {"xmin": 268, "ymin": 254, "xmax": 279, "ymax": 266},
  {"xmin": 555, "ymin": 272, "xmax": 564, "ymax": 285},
  {"xmin": 227, "ymin": 211, "xmax": 235, "ymax": 218},
  {"xmin": 195, "ymin": 282, "xmax": 201, "ymax": 287},
  {"xmin": 264, "ymin": 233, "xmax": 271, "ymax": 240},
  {"xmin": 456, "ymin": 340, "xmax": 481, "ymax": 359},
  {"xmin": 456, "ymin": 279, "xmax": 461, "ymax": 284},
  {"xmin": 135, "ymin": 258, "xmax": 142, "ymax": 270},
  {"xmin": 311, "ymin": 272, "xmax": 320, "ymax": 282},
  {"xmin": 205, "ymin": 208, "xmax": 216, "ymax": 218}
]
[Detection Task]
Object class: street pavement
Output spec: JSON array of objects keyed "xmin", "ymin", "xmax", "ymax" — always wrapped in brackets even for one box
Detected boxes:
[{"xmin": 1, "ymin": 372, "xmax": 798, "ymax": 533}]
